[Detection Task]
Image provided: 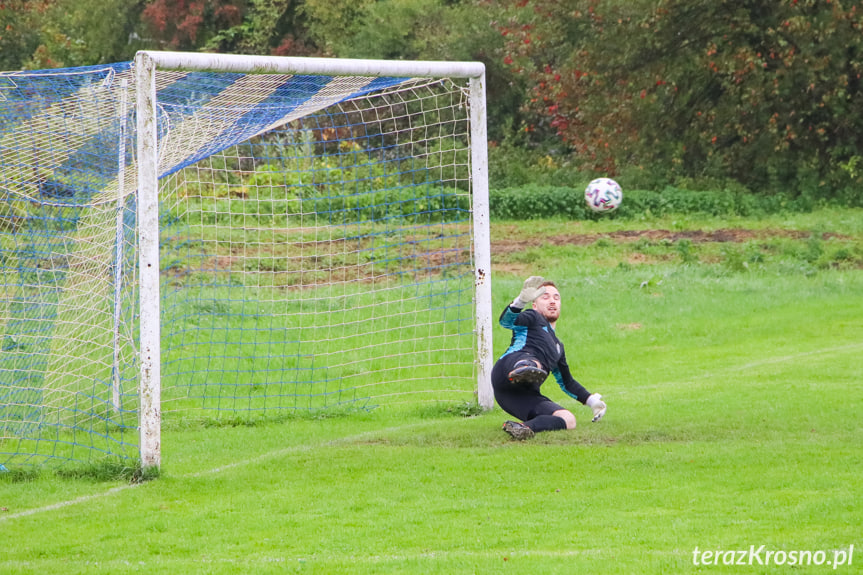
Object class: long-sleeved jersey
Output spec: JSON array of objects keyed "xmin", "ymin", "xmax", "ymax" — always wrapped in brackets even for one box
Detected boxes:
[{"xmin": 498, "ymin": 304, "xmax": 590, "ymax": 404}]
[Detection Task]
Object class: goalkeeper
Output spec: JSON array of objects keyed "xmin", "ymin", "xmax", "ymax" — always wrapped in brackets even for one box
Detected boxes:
[{"xmin": 493, "ymin": 276, "xmax": 607, "ymax": 440}]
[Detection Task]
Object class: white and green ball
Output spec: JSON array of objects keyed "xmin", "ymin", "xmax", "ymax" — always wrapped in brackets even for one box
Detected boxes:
[{"xmin": 585, "ymin": 177, "xmax": 623, "ymax": 213}]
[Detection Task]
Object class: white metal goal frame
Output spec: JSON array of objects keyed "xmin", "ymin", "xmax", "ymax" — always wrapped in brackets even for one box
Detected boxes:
[{"xmin": 134, "ymin": 51, "xmax": 493, "ymax": 470}]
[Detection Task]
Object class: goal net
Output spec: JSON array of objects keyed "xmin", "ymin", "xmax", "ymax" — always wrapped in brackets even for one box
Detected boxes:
[{"xmin": 0, "ymin": 52, "xmax": 492, "ymax": 469}]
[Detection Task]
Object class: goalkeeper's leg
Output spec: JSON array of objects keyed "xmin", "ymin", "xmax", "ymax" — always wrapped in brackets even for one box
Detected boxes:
[
  {"xmin": 500, "ymin": 407, "xmax": 571, "ymax": 440},
  {"xmin": 551, "ymin": 409, "xmax": 576, "ymax": 429},
  {"xmin": 493, "ymin": 362, "xmax": 573, "ymax": 439}
]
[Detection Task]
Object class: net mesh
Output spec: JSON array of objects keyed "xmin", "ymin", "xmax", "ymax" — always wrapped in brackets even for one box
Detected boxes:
[{"xmin": 0, "ymin": 61, "xmax": 477, "ymax": 467}]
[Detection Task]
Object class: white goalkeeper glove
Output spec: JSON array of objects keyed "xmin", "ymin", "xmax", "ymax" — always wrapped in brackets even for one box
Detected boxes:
[
  {"xmin": 512, "ymin": 276, "xmax": 546, "ymax": 308},
  {"xmin": 586, "ymin": 393, "xmax": 606, "ymax": 423}
]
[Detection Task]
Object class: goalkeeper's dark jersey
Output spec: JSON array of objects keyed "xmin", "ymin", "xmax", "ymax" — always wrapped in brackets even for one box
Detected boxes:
[{"xmin": 498, "ymin": 305, "xmax": 590, "ymax": 404}]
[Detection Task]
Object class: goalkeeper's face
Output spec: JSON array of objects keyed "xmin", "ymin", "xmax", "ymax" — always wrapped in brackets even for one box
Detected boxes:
[{"xmin": 533, "ymin": 285, "xmax": 561, "ymax": 323}]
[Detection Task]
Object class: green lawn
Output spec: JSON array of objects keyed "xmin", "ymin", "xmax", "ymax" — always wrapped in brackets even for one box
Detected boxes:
[{"xmin": 1, "ymin": 208, "xmax": 861, "ymax": 574}]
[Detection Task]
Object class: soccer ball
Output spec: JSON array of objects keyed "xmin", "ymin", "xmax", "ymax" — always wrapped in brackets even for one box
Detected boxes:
[{"xmin": 585, "ymin": 178, "xmax": 623, "ymax": 213}]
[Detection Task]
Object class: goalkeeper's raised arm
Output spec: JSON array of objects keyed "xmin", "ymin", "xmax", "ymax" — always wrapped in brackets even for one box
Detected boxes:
[{"xmin": 492, "ymin": 276, "xmax": 607, "ymax": 440}]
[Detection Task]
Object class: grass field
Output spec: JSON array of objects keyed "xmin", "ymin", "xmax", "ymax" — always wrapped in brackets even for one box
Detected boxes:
[{"xmin": 1, "ymin": 207, "xmax": 861, "ymax": 574}]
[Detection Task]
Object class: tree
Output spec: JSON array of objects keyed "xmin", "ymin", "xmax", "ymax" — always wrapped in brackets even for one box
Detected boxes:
[
  {"xmin": 632, "ymin": 0, "xmax": 863, "ymax": 195},
  {"xmin": 499, "ymin": 0, "xmax": 863, "ymax": 197},
  {"xmin": 139, "ymin": 0, "xmax": 315, "ymax": 56},
  {"xmin": 0, "ymin": 0, "xmax": 143, "ymax": 70},
  {"xmin": 202, "ymin": 0, "xmax": 314, "ymax": 55},
  {"xmin": 140, "ymin": 0, "xmax": 246, "ymax": 51},
  {"xmin": 0, "ymin": 1, "xmax": 55, "ymax": 69},
  {"xmin": 301, "ymin": 0, "xmax": 522, "ymax": 141}
]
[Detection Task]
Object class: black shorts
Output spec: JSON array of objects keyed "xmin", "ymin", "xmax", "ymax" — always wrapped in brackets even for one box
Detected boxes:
[{"xmin": 491, "ymin": 352, "xmax": 564, "ymax": 422}]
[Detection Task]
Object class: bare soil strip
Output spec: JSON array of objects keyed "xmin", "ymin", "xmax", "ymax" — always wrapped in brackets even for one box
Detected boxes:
[{"xmin": 492, "ymin": 228, "xmax": 848, "ymax": 254}]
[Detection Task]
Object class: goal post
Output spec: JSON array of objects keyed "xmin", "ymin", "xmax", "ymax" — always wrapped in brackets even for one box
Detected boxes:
[
  {"xmin": 135, "ymin": 53, "xmax": 162, "ymax": 470},
  {"xmin": 0, "ymin": 51, "xmax": 493, "ymax": 471}
]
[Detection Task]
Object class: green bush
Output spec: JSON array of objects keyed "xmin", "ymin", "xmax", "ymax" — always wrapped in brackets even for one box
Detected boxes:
[
  {"xmin": 488, "ymin": 185, "xmax": 830, "ymax": 221},
  {"xmin": 490, "ymin": 184, "xmax": 592, "ymax": 220}
]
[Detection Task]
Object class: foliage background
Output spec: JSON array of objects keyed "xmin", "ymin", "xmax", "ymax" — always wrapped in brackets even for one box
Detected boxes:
[{"xmin": 1, "ymin": 0, "xmax": 862, "ymax": 203}]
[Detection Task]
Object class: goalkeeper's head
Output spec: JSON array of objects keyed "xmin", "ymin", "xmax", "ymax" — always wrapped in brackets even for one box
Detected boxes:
[{"xmin": 532, "ymin": 281, "xmax": 560, "ymax": 324}]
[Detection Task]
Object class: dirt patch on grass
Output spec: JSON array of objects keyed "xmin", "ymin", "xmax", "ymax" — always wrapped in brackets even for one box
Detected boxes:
[{"xmin": 492, "ymin": 228, "xmax": 847, "ymax": 254}]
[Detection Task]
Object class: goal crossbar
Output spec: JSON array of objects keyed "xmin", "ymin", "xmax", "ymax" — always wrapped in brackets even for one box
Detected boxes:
[{"xmin": 138, "ymin": 50, "xmax": 487, "ymax": 79}]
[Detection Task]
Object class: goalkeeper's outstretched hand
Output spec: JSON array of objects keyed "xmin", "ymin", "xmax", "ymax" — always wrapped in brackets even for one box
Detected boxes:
[
  {"xmin": 586, "ymin": 394, "xmax": 607, "ymax": 423},
  {"xmin": 513, "ymin": 276, "xmax": 546, "ymax": 308}
]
